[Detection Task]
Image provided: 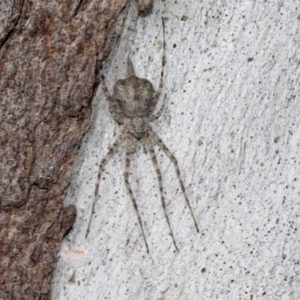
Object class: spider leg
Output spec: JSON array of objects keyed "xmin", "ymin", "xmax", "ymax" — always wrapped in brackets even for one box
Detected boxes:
[
  {"xmin": 101, "ymin": 70, "xmax": 125, "ymax": 125},
  {"xmin": 148, "ymin": 127, "xmax": 199, "ymax": 233},
  {"xmin": 144, "ymin": 135, "xmax": 179, "ymax": 251},
  {"xmin": 149, "ymin": 94, "xmax": 167, "ymax": 122},
  {"xmin": 151, "ymin": 17, "xmax": 166, "ymax": 110},
  {"xmin": 124, "ymin": 136, "xmax": 149, "ymax": 253},
  {"xmin": 142, "ymin": 142, "xmax": 148, "ymax": 154},
  {"xmin": 86, "ymin": 129, "xmax": 127, "ymax": 238}
]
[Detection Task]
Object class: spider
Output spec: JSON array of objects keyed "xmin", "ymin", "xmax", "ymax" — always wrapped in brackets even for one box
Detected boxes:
[{"xmin": 86, "ymin": 19, "xmax": 199, "ymax": 253}]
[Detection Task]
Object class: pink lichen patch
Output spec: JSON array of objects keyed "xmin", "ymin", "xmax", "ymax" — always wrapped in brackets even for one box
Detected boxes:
[{"xmin": 60, "ymin": 242, "xmax": 87, "ymax": 267}]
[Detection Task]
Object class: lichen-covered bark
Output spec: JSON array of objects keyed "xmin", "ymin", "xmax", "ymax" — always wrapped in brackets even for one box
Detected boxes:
[
  {"xmin": 51, "ymin": 1, "xmax": 300, "ymax": 299},
  {"xmin": 0, "ymin": 0, "xmax": 128, "ymax": 298}
]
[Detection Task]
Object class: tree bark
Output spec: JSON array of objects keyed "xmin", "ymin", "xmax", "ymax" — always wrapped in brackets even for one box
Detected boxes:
[
  {"xmin": 51, "ymin": 1, "xmax": 300, "ymax": 300},
  {"xmin": 0, "ymin": 0, "xmax": 127, "ymax": 299}
]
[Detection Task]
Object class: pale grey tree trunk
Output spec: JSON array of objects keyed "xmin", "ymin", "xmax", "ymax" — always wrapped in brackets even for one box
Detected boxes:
[{"xmin": 52, "ymin": 1, "xmax": 300, "ymax": 299}]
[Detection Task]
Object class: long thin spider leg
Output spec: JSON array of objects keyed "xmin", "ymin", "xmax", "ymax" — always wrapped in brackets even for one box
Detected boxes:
[
  {"xmin": 149, "ymin": 94, "xmax": 167, "ymax": 122},
  {"xmin": 149, "ymin": 18, "xmax": 166, "ymax": 114},
  {"xmin": 100, "ymin": 67, "xmax": 125, "ymax": 125},
  {"xmin": 145, "ymin": 136, "xmax": 179, "ymax": 251},
  {"xmin": 148, "ymin": 127, "xmax": 199, "ymax": 233},
  {"xmin": 124, "ymin": 137, "xmax": 149, "ymax": 253},
  {"xmin": 85, "ymin": 129, "xmax": 127, "ymax": 238},
  {"xmin": 153, "ymin": 17, "xmax": 166, "ymax": 101}
]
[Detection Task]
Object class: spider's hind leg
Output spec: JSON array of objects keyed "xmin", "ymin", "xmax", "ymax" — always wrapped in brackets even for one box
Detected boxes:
[
  {"xmin": 149, "ymin": 94, "xmax": 167, "ymax": 122},
  {"xmin": 100, "ymin": 65, "xmax": 125, "ymax": 125},
  {"xmin": 155, "ymin": 18, "xmax": 166, "ymax": 100},
  {"xmin": 150, "ymin": 18, "xmax": 166, "ymax": 109}
]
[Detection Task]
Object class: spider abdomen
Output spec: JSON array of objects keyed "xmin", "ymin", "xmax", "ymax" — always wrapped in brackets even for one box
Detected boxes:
[{"xmin": 113, "ymin": 75, "xmax": 155, "ymax": 117}]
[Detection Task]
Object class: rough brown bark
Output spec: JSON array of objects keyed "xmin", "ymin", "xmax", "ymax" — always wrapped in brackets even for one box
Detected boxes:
[{"xmin": 0, "ymin": 0, "xmax": 127, "ymax": 299}]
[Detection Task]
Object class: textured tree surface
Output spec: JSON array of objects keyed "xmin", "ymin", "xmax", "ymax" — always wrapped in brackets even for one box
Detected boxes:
[
  {"xmin": 52, "ymin": 1, "xmax": 300, "ymax": 300},
  {"xmin": 0, "ymin": 0, "xmax": 127, "ymax": 299}
]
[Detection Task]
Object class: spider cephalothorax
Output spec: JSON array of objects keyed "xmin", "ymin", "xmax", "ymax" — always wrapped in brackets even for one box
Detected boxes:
[{"xmin": 86, "ymin": 19, "xmax": 199, "ymax": 253}]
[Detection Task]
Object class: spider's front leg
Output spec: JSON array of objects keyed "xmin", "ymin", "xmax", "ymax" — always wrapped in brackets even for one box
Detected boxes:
[
  {"xmin": 86, "ymin": 129, "xmax": 127, "ymax": 238},
  {"xmin": 124, "ymin": 135, "xmax": 149, "ymax": 253},
  {"xmin": 144, "ymin": 134, "xmax": 179, "ymax": 251},
  {"xmin": 148, "ymin": 127, "xmax": 199, "ymax": 233}
]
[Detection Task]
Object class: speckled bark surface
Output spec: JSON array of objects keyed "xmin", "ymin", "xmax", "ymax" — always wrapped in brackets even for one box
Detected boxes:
[
  {"xmin": 51, "ymin": 1, "xmax": 300, "ymax": 299},
  {"xmin": 0, "ymin": 0, "xmax": 127, "ymax": 299}
]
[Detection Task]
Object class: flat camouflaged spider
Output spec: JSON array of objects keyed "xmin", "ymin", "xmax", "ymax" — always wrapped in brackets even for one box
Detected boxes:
[{"xmin": 86, "ymin": 20, "xmax": 199, "ymax": 253}]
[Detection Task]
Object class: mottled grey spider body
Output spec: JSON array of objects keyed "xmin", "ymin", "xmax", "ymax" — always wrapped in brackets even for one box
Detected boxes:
[
  {"xmin": 86, "ymin": 20, "xmax": 198, "ymax": 253},
  {"xmin": 112, "ymin": 59, "xmax": 156, "ymax": 139},
  {"xmin": 114, "ymin": 70, "xmax": 156, "ymax": 118}
]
